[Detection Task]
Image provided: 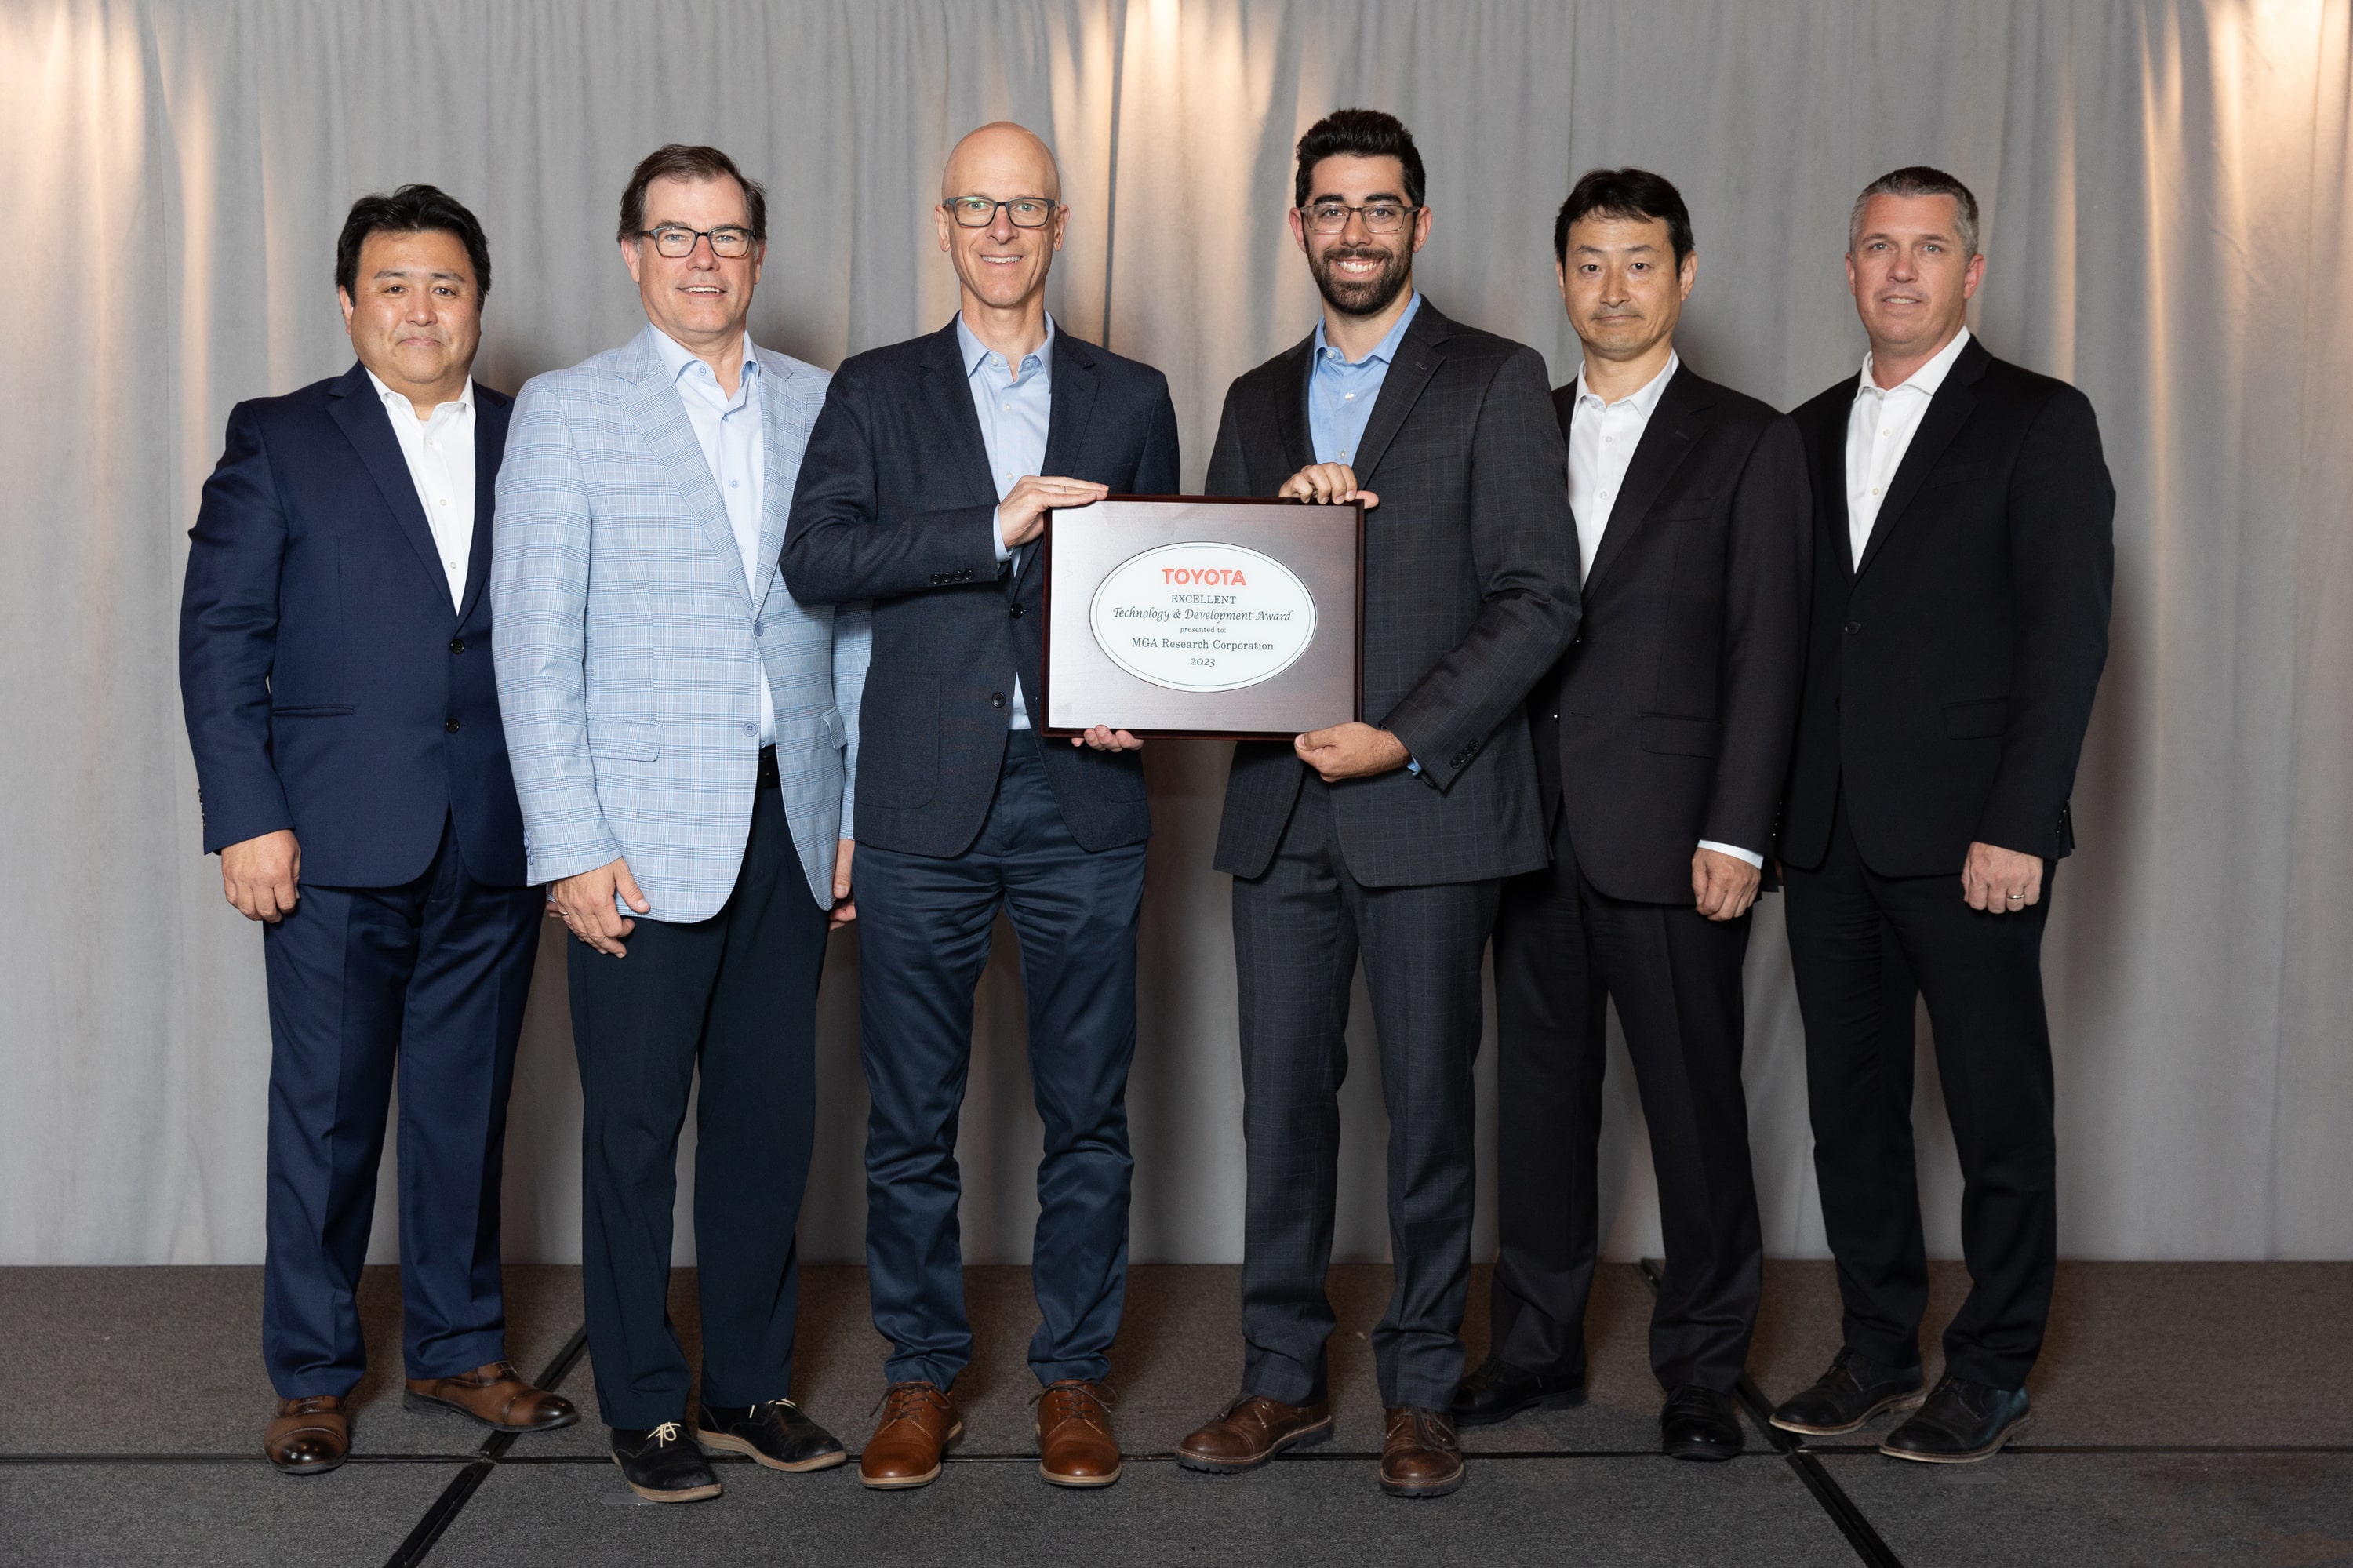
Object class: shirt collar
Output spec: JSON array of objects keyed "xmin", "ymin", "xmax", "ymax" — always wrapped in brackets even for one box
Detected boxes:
[
  {"xmin": 1313, "ymin": 290, "xmax": 1424, "ymax": 369},
  {"xmin": 958, "ymin": 312, "xmax": 1056, "ymax": 384},
  {"xmin": 365, "ymin": 368, "xmax": 474, "ymax": 420},
  {"xmin": 1573, "ymin": 349, "xmax": 1679, "ymax": 413},
  {"xmin": 649, "ymin": 323, "xmax": 760, "ymax": 391},
  {"xmin": 1858, "ymin": 324, "xmax": 1972, "ymax": 401}
]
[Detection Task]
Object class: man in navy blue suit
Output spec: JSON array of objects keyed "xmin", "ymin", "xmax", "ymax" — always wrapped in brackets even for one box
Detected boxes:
[
  {"xmin": 784, "ymin": 122, "xmax": 1179, "ymax": 1492},
  {"xmin": 180, "ymin": 186, "xmax": 577, "ymax": 1475}
]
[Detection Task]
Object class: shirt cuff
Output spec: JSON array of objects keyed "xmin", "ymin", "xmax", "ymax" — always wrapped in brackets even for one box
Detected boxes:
[
  {"xmin": 991, "ymin": 505, "xmax": 1013, "ymax": 563},
  {"xmin": 1697, "ymin": 839, "xmax": 1765, "ymax": 869}
]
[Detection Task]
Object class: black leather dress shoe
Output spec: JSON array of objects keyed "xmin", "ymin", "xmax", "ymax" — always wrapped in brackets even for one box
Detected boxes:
[
  {"xmin": 1660, "ymin": 1384, "xmax": 1744, "ymax": 1461},
  {"xmin": 611, "ymin": 1423, "xmax": 723, "ymax": 1502},
  {"xmin": 1880, "ymin": 1376, "xmax": 2030, "ymax": 1463},
  {"xmin": 1769, "ymin": 1347, "xmax": 1926, "ymax": 1436},
  {"xmin": 694, "ymin": 1397, "xmax": 846, "ymax": 1472},
  {"xmin": 1450, "ymin": 1355, "xmax": 1586, "ymax": 1428}
]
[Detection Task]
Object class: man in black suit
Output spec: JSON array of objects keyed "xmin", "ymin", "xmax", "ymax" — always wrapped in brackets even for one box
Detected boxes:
[
  {"xmin": 179, "ymin": 187, "xmax": 576, "ymax": 1473},
  {"xmin": 1172, "ymin": 110, "xmax": 1578, "ymax": 1500},
  {"xmin": 1453, "ymin": 169, "xmax": 1810, "ymax": 1461},
  {"xmin": 783, "ymin": 122, "xmax": 1179, "ymax": 1492},
  {"xmin": 1768, "ymin": 167, "xmax": 2114, "ymax": 1463}
]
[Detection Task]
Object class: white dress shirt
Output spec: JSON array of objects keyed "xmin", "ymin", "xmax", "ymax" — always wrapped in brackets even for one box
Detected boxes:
[
  {"xmin": 1563, "ymin": 351, "xmax": 1761, "ymax": 871},
  {"xmin": 1567, "ymin": 351, "xmax": 1679, "ymax": 584},
  {"xmin": 649, "ymin": 326, "xmax": 775, "ymax": 747},
  {"xmin": 967, "ymin": 312, "xmax": 1055, "ymax": 731},
  {"xmin": 1846, "ymin": 325, "xmax": 1973, "ymax": 567},
  {"xmin": 365, "ymin": 369, "xmax": 475, "ymax": 610}
]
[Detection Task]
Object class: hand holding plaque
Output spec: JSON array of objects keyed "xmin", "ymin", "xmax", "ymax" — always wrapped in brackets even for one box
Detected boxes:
[{"xmin": 1040, "ymin": 497, "xmax": 1364, "ymax": 740}]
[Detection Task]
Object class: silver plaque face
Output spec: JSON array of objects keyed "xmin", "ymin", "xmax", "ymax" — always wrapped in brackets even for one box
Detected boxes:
[{"xmin": 1042, "ymin": 497, "xmax": 1362, "ymax": 739}]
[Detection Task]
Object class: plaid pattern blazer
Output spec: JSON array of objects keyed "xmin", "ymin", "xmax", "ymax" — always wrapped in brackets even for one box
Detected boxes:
[
  {"xmin": 491, "ymin": 325, "xmax": 871, "ymax": 920},
  {"xmin": 1208, "ymin": 300, "xmax": 1579, "ymax": 887}
]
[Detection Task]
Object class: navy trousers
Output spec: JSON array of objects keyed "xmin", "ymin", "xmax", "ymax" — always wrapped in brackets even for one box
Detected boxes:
[
  {"xmin": 567, "ymin": 774, "xmax": 829, "ymax": 1429},
  {"xmin": 855, "ymin": 730, "xmax": 1147, "ymax": 1390},
  {"xmin": 260, "ymin": 817, "xmax": 540, "ymax": 1398}
]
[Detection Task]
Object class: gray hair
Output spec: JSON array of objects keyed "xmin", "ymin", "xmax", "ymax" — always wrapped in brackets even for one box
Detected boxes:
[{"xmin": 1848, "ymin": 166, "xmax": 1980, "ymax": 257}]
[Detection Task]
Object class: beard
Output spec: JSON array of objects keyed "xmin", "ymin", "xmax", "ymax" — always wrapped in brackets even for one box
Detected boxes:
[{"xmin": 1310, "ymin": 240, "xmax": 1413, "ymax": 318}]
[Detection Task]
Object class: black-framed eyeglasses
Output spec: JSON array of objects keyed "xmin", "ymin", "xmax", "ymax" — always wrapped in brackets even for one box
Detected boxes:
[
  {"xmin": 945, "ymin": 195, "xmax": 1059, "ymax": 229},
  {"xmin": 638, "ymin": 225, "xmax": 758, "ymax": 259},
  {"xmin": 1300, "ymin": 202, "xmax": 1420, "ymax": 235}
]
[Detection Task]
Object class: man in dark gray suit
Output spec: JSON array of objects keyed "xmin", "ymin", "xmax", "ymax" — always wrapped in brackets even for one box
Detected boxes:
[
  {"xmin": 784, "ymin": 122, "xmax": 1179, "ymax": 1493},
  {"xmin": 1173, "ymin": 109, "xmax": 1579, "ymax": 1500}
]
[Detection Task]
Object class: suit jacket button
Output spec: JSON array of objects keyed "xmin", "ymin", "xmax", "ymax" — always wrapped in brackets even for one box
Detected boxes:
[
  {"xmin": 1845, "ymin": 620, "xmax": 1863, "ymax": 635},
  {"xmin": 991, "ymin": 692, "xmax": 1007, "ymax": 708},
  {"xmin": 444, "ymin": 719, "xmax": 460, "ymax": 733},
  {"xmin": 1009, "ymin": 602, "xmax": 1024, "ymax": 617},
  {"xmin": 449, "ymin": 638, "xmax": 465, "ymax": 654},
  {"xmin": 743, "ymin": 722, "xmax": 758, "ymax": 737}
]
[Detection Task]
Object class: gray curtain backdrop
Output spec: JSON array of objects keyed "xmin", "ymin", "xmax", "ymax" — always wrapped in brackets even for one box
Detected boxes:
[{"xmin": 4, "ymin": 0, "xmax": 2348, "ymax": 1268}]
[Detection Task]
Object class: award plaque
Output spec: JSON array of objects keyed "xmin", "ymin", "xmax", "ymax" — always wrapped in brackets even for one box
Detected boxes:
[{"xmin": 1040, "ymin": 497, "xmax": 1363, "ymax": 740}]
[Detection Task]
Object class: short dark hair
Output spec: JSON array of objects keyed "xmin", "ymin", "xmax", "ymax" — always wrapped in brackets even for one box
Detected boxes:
[
  {"xmin": 1553, "ymin": 168, "xmax": 1693, "ymax": 267},
  {"xmin": 1850, "ymin": 166, "xmax": 1980, "ymax": 256},
  {"xmin": 334, "ymin": 184, "xmax": 492, "ymax": 300},
  {"xmin": 617, "ymin": 144, "xmax": 768, "ymax": 246},
  {"xmin": 1293, "ymin": 108, "xmax": 1426, "ymax": 210}
]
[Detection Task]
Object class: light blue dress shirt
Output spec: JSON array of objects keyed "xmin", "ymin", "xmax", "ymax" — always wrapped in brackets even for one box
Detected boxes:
[
  {"xmin": 650, "ymin": 326, "xmax": 776, "ymax": 747},
  {"xmin": 959, "ymin": 311, "xmax": 1055, "ymax": 731},
  {"xmin": 1307, "ymin": 292, "xmax": 1422, "ymax": 467}
]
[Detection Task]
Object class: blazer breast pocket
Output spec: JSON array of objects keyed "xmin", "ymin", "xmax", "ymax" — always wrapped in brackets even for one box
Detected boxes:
[
  {"xmin": 1655, "ymin": 495, "xmax": 1715, "ymax": 521},
  {"xmin": 270, "ymin": 704, "xmax": 355, "ymax": 718},
  {"xmin": 1926, "ymin": 461, "xmax": 1988, "ymax": 488},
  {"xmin": 1639, "ymin": 713, "xmax": 1721, "ymax": 758},
  {"xmin": 588, "ymin": 719, "xmax": 661, "ymax": 762},
  {"xmin": 1944, "ymin": 698, "xmax": 2008, "ymax": 739}
]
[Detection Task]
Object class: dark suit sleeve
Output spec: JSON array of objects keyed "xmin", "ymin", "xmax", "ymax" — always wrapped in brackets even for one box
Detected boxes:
[
  {"xmin": 782, "ymin": 366, "xmax": 1002, "ymax": 603},
  {"xmin": 1976, "ymin": 385, "xmax": 2115, "ymax": 856},
  {"xmin": 178, "ymin": 402, "xmax": 295, "ymax": 853},
  {"xmin": 1203, "ymin": 384, "xmax": 1248, "ymax": 498},
  {"xmin": 1703, "ymin": 416, "xmax": 1813, "ymax": 854},
  {"xmin": 1381, "ymin": 345, "xmax": 1580, "ymax": 791},
  {"xmin": 1136, "ymin": 373, "xmax": 1182, "ymax": 493}
]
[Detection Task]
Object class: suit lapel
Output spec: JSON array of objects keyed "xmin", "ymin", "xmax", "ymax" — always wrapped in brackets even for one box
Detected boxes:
[
  {"xmin": 1275, "ymin": 337, "xmax": 1315, "ymax": 478},
  {"xmin": 455, "ymin": 391, "xmax": 508, "ymax": 628},
  {"xmin": 750, "ymin": 347, "xmax": 800, "ymax": 617},
  {"xmin": 921, "ymin": 320, "xmax": 998, "ymax": 511},
  {"xmin": 1854, "ymin": 337, "xmax": 1988, "ymax": 580},
  {"xmin": 619, "ymin": 328, "xmax": 751, "ymax": 607},
  {"xmin": 1015, "ymin": 330, "xmax": 1100, "ymax": 590},
  {"xmin": 1351, "ymin": 300, "xmax": 1448, "ymax": 482},
  {"xmin": 1581, "ymin": 366, "xmax": 1706, "ymax": 595},
  {"xmin": 325, "ymin": 362, "xmax": 455, "ymax": 615},
  {"xmin": 1809, "ymin": 384, "xmax": 1856, "ymax": 586}
]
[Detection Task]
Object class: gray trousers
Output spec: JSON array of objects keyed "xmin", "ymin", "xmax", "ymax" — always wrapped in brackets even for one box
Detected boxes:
[{"xmin": 1231, "ymin": 773, "xmax": 1501, "ymax": 1411}]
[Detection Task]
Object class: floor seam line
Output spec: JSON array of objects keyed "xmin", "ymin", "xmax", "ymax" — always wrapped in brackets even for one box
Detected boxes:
[
  {"xmin": 1635, "ymin": 1257, "xmax": 1907, "ymax": 1568},
  {"xmin": 380, "ymin": 1323, "xmax": 589, "ymax": 1568}
]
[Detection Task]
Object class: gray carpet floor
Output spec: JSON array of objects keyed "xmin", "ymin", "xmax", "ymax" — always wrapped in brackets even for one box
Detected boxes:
[{"xmin": 2, "ymin": 1261, "xmax": 2348, "ymax": 1566}]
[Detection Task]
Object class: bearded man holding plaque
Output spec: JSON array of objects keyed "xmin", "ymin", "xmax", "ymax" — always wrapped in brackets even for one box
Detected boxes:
[
  {"xmin": 1173, "ymin": 108, "xmax": 1579, "ymax": 1500},
  {"xmin": 783, "ymin": 122, "xmax": 1179, "ymax": 1491}
]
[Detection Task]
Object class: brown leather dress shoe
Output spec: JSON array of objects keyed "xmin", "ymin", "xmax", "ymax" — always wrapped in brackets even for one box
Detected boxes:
[
  {"xmin": 859, "ymin": 1381, "xmax": 962, "ymax": 1490},
  {"xmin": 264, "ymin": 1395, "xmax": 349, "ymax": 1475},
  {"xmin": 1035, "ymin": 1379, "xmax": 1121, "ymax": 1487},
  {"xmin": 1173, "ymin": 1392, "xmax": 1333, "ymax": 1474},
  {"xmin": 403, "ymin": 1361, "xmax": 580, "ymax": 1433},
  {"xmin": 1380, "ymin": 1406, "xmax": 1464, "ymax": 1498}
]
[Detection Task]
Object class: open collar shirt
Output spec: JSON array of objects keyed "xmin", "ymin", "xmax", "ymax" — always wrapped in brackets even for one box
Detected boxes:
[
  {"xmin": 963, "ymin": 311, "xmax": 1056, "ymax": 731},
  {"xmin": 650, "ymin": 324, "xmax": 775, "ymax": 747},
  {"xmin": 1307, "ymin": 291, "xmax": 1422, "ymax": 467},
  {"xmin": 1846, "ymin": 324, "xmax": 1973, "ymax": 568},
  {"xmin": 365, "ymin": 369, "xmax": 475, "ymax": 611}
]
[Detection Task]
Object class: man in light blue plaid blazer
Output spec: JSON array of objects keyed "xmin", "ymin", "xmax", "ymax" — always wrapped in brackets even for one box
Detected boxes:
[{"xmin": 490, "ymin": 144, "xmax": 867, "ymax": 1504}]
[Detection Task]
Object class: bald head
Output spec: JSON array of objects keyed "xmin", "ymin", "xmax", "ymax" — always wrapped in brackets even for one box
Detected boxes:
[{"xmin": 942, "ymin": 121, "xmax": 1062, "ymax": 204}]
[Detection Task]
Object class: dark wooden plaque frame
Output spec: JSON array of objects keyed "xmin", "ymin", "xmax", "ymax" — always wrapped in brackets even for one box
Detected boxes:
[{"xmin": 1038, "ymin": 496, "xmax": 1365, "ymax": 740}]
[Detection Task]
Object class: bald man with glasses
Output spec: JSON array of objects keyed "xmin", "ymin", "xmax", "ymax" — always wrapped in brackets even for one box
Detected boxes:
[{"xmin": 785, "ymin": 122, "xmax": 1180, "ymax": 1492}]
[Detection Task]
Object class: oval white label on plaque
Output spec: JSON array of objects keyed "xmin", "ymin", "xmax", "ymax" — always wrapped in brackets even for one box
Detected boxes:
[{"xmin": 1089, "ymin": 542, "xmax": 1318, "ymax": 693}]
